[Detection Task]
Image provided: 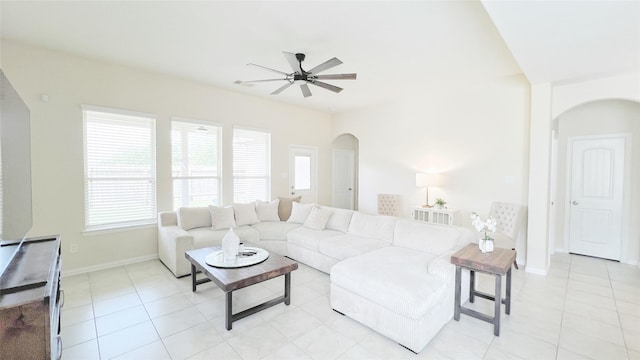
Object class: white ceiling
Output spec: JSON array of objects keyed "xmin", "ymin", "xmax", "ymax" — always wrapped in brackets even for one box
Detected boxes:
[{"xmin": 1, "ymin": 1, "xmax": 638, "ymax": 114}]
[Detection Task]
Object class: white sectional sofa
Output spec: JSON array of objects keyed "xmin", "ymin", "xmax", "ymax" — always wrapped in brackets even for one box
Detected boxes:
[{"xmin": 157, "ymin": 201, "xmax": 474, "ymax": 353}]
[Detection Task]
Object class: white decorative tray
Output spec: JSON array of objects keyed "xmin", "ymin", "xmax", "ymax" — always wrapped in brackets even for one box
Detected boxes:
[{"xmin": 205, "ymin": 247, "xmax": 269, "ymax": 268}]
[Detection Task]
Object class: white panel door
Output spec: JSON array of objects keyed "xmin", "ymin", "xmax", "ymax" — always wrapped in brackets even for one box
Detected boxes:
[
  {"xmin": 333, "ymin": 149, "xmax": 355, "ymax": 209},
  {"xmin": 568, "ymin": 136, "xmax": 624, "ymax": 260},
  {"xmin": 289, "ymin": 145, "xmax": 317, "ymax": 203}
]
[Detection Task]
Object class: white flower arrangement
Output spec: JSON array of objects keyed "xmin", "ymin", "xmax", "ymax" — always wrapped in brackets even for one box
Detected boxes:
[{"xmin": 470, "ymin": 212, "xmax": 497, "ymax": 241}]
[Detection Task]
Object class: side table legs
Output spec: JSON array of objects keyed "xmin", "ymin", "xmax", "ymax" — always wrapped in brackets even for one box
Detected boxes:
[
  {"xmin": 454, "ymin": 266, "xmax": 461, "ymax": 321},
  {"xmin": 505, "ymin": 268, "xmax": 512, "ymax": 315},
  {"xmin": 493, "ymin": 274, "xmax": 502, "ymax": 336},
  {"xmin": 453, "ymin": 266, "xmax": 512, "ymax": 337}
]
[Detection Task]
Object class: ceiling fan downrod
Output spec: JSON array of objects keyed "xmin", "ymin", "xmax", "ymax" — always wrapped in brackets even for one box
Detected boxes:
[{"xmin": 295, "ymin": 53, "xmax": 309, "ymax": 78}]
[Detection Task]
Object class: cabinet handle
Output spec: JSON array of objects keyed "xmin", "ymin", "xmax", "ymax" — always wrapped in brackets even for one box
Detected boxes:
[{"xmin": 572, "ymin": 201, "xmax": 579, "ymax": 205}]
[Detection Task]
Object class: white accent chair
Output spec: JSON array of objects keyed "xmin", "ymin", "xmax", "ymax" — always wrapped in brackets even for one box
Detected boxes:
[
  {"xmin": 489, "ymin": 202, "xmax": 525, "ymax": 268},
  {"xmin": 378, "ymin": 194, "xmax": 401, "ymax": 217}
]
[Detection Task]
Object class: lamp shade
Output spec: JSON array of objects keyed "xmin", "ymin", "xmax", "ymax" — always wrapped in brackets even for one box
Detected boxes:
[{"xmin": 416, "ymin": 172, "xmax": 444, "ymax": 187}]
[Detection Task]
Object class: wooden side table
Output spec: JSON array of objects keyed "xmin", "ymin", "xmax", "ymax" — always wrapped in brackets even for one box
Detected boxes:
[{"xmin": 450, "ymin": 243, "xmax": 516, "ymax": 336}]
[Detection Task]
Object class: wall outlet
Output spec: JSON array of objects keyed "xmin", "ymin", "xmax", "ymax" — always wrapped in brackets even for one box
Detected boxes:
[{"xmin": 70, "ymin": 243, "xmax": 79, "ymax": 253}]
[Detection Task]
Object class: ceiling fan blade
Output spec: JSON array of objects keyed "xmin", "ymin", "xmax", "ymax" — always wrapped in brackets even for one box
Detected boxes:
[
  {"xmin": 282, "ymin": 52, "xmax": 302, "ymax": 74},
  {"xmin": 310, "ymin": 80, "xmax": 343, "ymax": 93},
  {"xmin": 247, "ymin": 63, "xmax": 289, "ymax": 76},
  {"xmin": 271, "ymin": 81, "xmax": 293, "ymax": 95},
  {"xmin": 240, "ymin": 78, "xmax": 288, "ymax": 83},
  {"xmin": 300, "ymin": 83, "xmax": 312, "ymax": 98},
  {"xmin": 314, "ymin": 73, "xmax": 357, "ymax": 80},
  {"xmin": 308, "ymin": 57, "xmax": 343, "ymax": 74}
]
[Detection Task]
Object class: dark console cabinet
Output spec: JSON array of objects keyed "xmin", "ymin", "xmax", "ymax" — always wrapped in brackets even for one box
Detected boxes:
[{"xmin": 0, "ymin": 235, "xmax": 62, "ymax": 360}]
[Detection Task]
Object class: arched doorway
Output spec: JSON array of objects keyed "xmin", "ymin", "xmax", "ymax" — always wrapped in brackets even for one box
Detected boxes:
[
  {"xmin": 550, "ymin": 99, "xmax": 639, "ymax": 263},
  {"xmin": 332, "ymin": 134, "xmax": 359, "ymax": 210}
]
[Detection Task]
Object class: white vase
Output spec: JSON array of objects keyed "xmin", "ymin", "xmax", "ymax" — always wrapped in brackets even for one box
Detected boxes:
[
  {"xmin": 479, "ymin": 239, "xmax": 486, "ymax": 253},
  {"xmin": 222, "ymin": 228, "xmax": 240, "ymax": 262},
  {"xmin": 485, "ymin": 240, "xmax": 494, "ymax": 252}
]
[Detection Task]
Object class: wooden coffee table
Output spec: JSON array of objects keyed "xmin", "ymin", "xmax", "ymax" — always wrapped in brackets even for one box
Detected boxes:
[
  {"xmin": 185, "ymin": 245, "xmax": 298, "ymax": 330},
  {"xmin": 450, "ymin": 243, "xmax": 516, "ymax": 336}
]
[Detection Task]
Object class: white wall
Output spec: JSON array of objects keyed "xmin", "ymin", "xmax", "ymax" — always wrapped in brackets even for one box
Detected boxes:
[
  {"xmin": 332, "ymin": 75, "xmax": 531, "ymax": 262},
  {"xmin": 553, "ymin": 100, "xmax": 639, "ymax": 264},
  {"xmin": 1, "ymin": 40, "xmax": 332, "ymax": 272}
]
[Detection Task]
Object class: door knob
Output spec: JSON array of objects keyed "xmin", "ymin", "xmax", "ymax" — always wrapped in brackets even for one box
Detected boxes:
[
  {"xmin": 572, "ymin": 201, "xmax": 579, "ymax": 205},
  {"xmin": 348, "ymin": 188, "xmax": 352, "ymax": 191}
]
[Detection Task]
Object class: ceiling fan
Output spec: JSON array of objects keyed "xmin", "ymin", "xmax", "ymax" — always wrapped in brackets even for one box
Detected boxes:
[{"xmin": 236, "ymin": 52, "xmax": 357, "ymax": 98}]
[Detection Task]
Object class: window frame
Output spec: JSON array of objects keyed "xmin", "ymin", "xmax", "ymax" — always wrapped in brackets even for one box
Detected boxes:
[
  {"xmin": 232, "ymin": 126, "xmax": 272, "ymax": 203},
  {"xmin": 171, "ymin": 117, "xmax": 223, "ymax": 209},
  {"xmin": 82, "ymin": 105, "xmax": 157, "ymax": 232}
]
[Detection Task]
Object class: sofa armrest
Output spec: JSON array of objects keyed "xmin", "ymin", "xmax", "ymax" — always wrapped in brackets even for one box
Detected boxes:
[
  {"xmin": 158, "ymin": 221, "xmax": 195, "ymax": 277},
  {"xmin": 159, "ymin": 211, "xmax": 178, "ymax": 227}
]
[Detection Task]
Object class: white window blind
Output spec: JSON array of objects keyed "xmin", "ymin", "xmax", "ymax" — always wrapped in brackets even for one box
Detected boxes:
[
  {"xmin": 233, "ymin": 127, "xmax": 271, "ymax": 203},
  {"xmin": 172, "ymin": 119, "xmax": 222, "ymax": 209},
  {"xmin": 83, "ymin": 106, "xmax": 156, "ymax": 230}
]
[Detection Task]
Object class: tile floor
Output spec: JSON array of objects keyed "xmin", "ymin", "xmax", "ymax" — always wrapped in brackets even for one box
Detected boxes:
[{"xmin": 60, "ymin": 252, "xmax": 640, "ymax": 360}]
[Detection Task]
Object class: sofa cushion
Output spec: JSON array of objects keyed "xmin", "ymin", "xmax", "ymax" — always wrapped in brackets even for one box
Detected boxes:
[
  {"xmin": 208, "ymin": 205, "xmax": 236, "ymax": 230},
  {"xmin": 287, "ymin": 202, "xmax": 315, "ymax": 224},
  {"xmin": 234, "ymin": 202, "xmax": 259, "ymax": 226},
  {"xmin": 331, "ymin": 246, "xmax": 443, "ymax": 319},
  {"xmin": 323, "ymin": 207, "xmax": 353, "ymax": 233},
  {"xmin": 287, "ymin": 227, "xmax": 344, "ymax": 252},
  {"xmin": 347, "ymin": 212, "xmax": 397, "ymax": 242},
  {"xmin": 250, "ymin": 221, "xmax": 301, "ymax": 241},
  {"xmin": 393, "ymin": 220, "xmax": 462, "ymax": 256},
  {"xmin": 303, "ymin": 206, "xmax": 333, "ymax": 231},
  {"xmin": 256, "ymin": 199, "xmax": 280, "ymax": 222},
  {"xmin": 178, "ymin": 207, "xmax": 211, "ymax": 231},
  {"xmin": 278, "ymin": 196, "xmax": 301, "ymax": 221},
  {"xmin": 318, "ymin": 234, "xmax": 390, "ymax": 261}
]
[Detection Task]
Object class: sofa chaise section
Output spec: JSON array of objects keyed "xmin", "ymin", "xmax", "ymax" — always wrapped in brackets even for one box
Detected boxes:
[{"xmin": 330, "ymin": 219, "xmax": 474, "ymax": 353}]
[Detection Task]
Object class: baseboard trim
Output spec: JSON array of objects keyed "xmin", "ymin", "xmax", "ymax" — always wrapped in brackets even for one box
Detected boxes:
[{"xmin": 62, "ymin": 254, "xmax": 159, "ymax": 277}]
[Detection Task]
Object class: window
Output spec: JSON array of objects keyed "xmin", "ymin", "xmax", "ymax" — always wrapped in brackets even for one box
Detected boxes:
[
  {"xmin": 294, "ymin": 155, "xmax": 312, "ymax": 190},
  {"xmin": 233, "ymin": 127, "xmax": 271, "ymax": 203},
  {"xmin": 172, "ymin": 119, "xmax": 222, "ymax": 209},
  {"xmin": 83, "ymin": 106, "xmax": 156, "ymax": 231}
]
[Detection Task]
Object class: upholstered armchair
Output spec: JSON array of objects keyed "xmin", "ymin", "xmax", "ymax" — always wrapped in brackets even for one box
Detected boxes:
[
  {"xmin": 377, "ymin": 194, "xmax": 401, "ymax": 217},
  {"xmin": 489, "ymin": 202, "xmax": 525, "ymax": 268}
]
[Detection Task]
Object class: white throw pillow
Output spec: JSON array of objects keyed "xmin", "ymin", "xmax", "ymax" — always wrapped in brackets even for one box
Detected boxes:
[
  {"xmin": 323, "ymin": 207, "xmax": 354, "ymax": 233},
  {"xmin": 177, "ymin": 207, "xmax": 211, "ymax": 231},
  {"xmin": 287, "ymin": 202, "xmax": 315, "ymax": 224},
  {"xmin": 233, "ymin": 202, "xmax": 259, "ymax": 226},
  {"xmin": 209, "ymin": 205, "xmax": 236, "ymax": 230},
  {"xmin": 303, "ymin": 206, "xmax": 333, "ymax": 231},
  {"xmin": 256, "ymin": 199, "xmax": 281, "ymax": 222}
]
